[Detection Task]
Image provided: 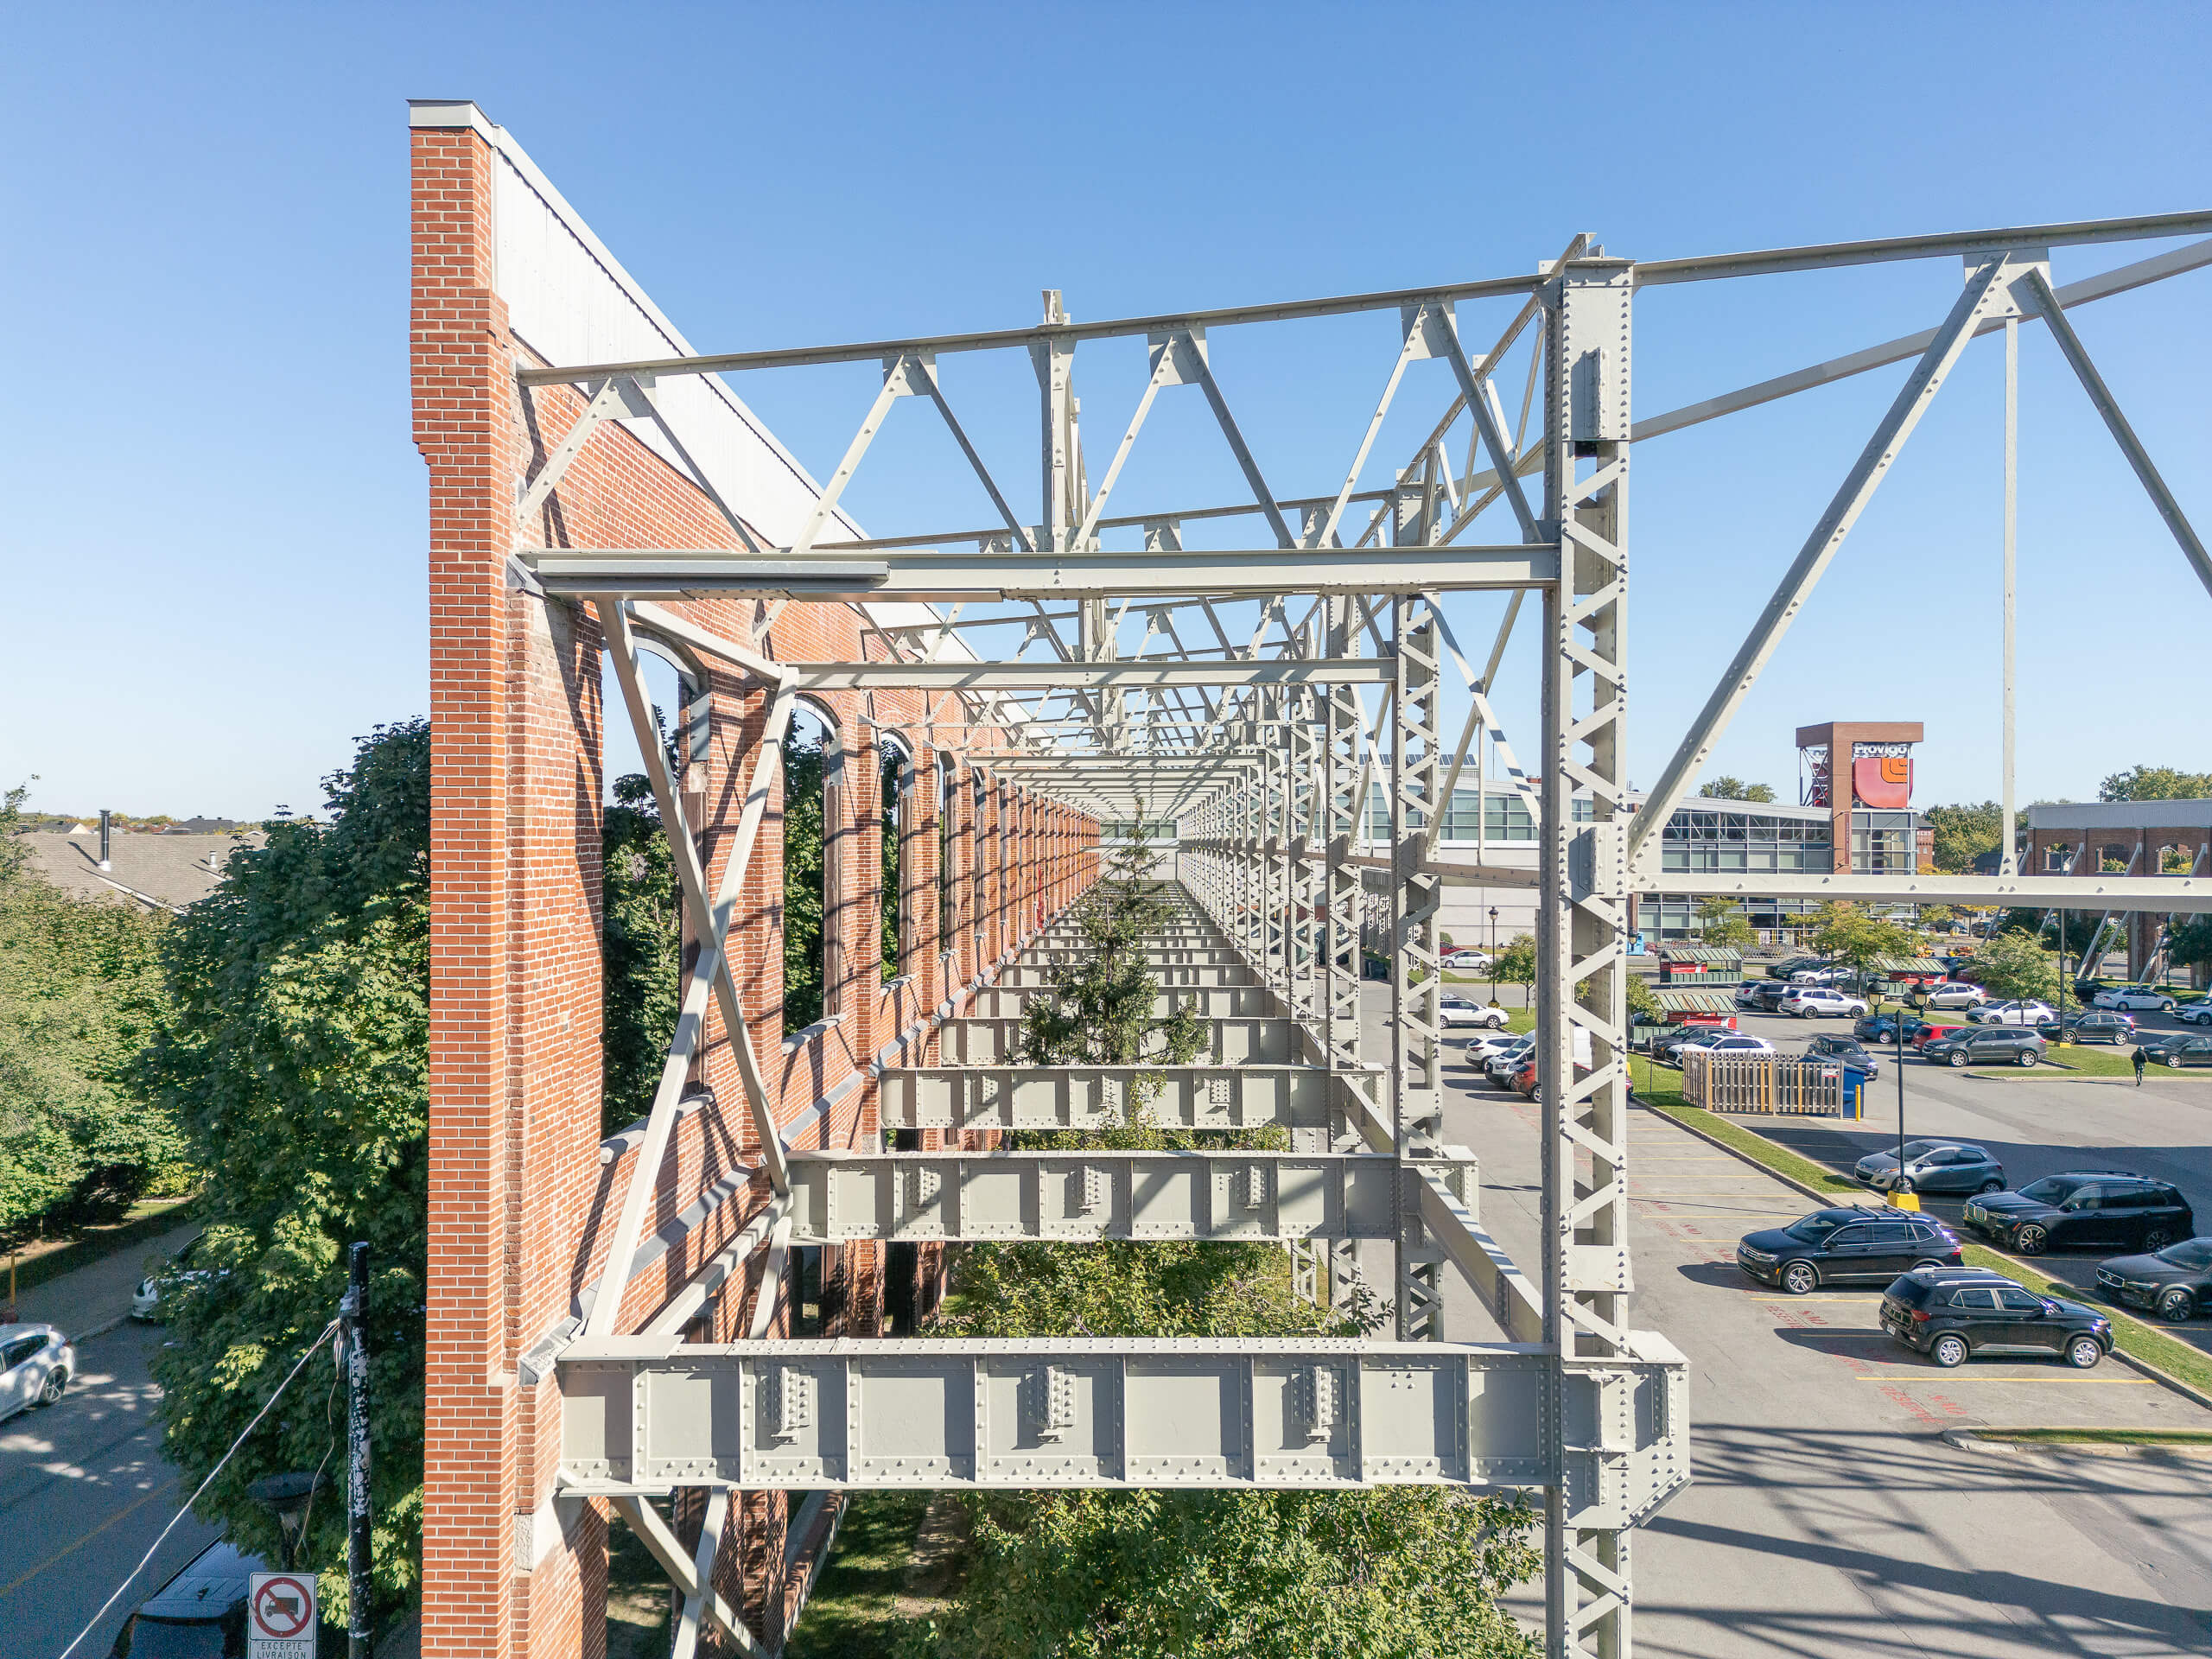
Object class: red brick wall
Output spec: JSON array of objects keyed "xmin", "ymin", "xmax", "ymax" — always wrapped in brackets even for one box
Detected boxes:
[{"xmin": 414, "ymin": 116, "xmax": 1096, "ymax": 1658}]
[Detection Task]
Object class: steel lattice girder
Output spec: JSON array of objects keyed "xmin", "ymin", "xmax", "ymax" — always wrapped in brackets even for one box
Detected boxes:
[
  {"xmin": 556, "ymin": 1334, "xmax": 1688, "ymax": 1512},
  {"xmin": 936, "ymin": 1014, "xmax": 1303, "ymax": 1065},
  {"xmin": 782, "ymin": 1148, "xmax": 1471, "ymax": 1243},
  {"xmin": 959, "ymin": 982, "xmax": 1277, "ymax": 1020},
  {"xmin": 518, "ymin": 544, "xmax": 1556, "ymax": 600},
  {"xmin": 876, "ymin": 1063, "xmax": 1376, "ymax": 1131}
]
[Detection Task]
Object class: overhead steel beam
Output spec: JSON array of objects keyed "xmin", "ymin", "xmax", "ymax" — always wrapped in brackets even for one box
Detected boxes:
[
  {"xmin": 1637, "ymin": 870, "xmax": 2212, "ymax": 910},
  {"xmin": 783, "ymin": 1149, "xmax": 1452, "ymax": 1243},
  {"xmin": 877, "ymin": 1063, "xmax": 1375, "ymax": 1132},
  {"xmin": 559, "ymin": 1336, "xmax": 1689, "ymax": 1510},
  {"xmin": 777, "ymin": 658, "xmax": 1393, "ymax": 690},
  {"xmin": 1632, "ymin": 208, "xmax": 2212, "ymax": 286},
  {"xmin": 1626, "ymin": 257, "xmax": 2020, "ymax": 874},
  {"xmin": 524, "ymin": 544, "xmax": 1558, "ymax": 600}
]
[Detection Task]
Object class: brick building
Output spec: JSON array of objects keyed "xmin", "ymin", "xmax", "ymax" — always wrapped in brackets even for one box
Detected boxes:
[
  {"xmin": 410, "ymin": 102, "xmax": 1093, "ymax": 1656},
  {"xmin": 2023, "ymin": 799, "xmax": 2212, "ymax": 976}
]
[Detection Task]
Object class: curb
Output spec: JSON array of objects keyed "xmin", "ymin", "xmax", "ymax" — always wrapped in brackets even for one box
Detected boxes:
[
  {"xmin": 1941, "ymin": 1425, "xmax": 2212, "ymax": 1459},
  {"xmin": 1634, "ymin": 1101, "xmax": 2212, "ymax": 1416},
  {"xmin": 70, "ymin": 1313, "xmax": 133, "ymax": 1345}
]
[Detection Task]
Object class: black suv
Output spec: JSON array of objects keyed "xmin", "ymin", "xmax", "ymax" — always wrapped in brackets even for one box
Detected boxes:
[
  {"xmin": 2095, "ymin": 1236, "xmax": 2212, "ymax": 1322},
  {"xmin": 1736, "ymin": 978, "xmax": 1790, "ymax": 1013},
  {"xmin": 1922, "ymin": 1027, "xmax": 2046, "ymax": 1068},
  {"xmin": 1880, "ymin": 1266, "xmax": 2112, "ymax": 1369},
  {"xmin": 1737, "ymin": 1207, "xmax": 1963, "ymax": 1294},
  {"xmin": 1962, "ymin": 1172, "xmax": 2196, "ymax": 1255}
]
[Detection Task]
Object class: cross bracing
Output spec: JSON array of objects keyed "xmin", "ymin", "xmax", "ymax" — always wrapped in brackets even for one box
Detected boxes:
[{"xmin": 514, "ymin": 206, "xmax": 2212, "ymax": 1659}]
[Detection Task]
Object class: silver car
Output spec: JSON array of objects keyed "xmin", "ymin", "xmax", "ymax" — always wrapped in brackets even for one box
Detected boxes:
[{"xmin": 0, "ymin": 1323, "xmax": 74, "ymax": 1422}]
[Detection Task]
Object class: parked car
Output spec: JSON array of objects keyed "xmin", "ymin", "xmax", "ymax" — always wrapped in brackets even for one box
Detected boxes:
[
  {"xmin": 1512, "ymin": 1055, "xmax": 1538, "ymax": 1097},
  {"xmin": 1962, "ymin": 1172, "xmax": 2196, "ymax": 1255},
  {"xmin": 1738, "ymin": 979, "xmax": 1792, "ymax": 1013},
  {"xmin": 2172, "ymin": 998, "xmax": 2212, "ymax": 1027},
  {"xmin": 1441, "ymin": 948, "xmax": 1492, "ymax": 969},
  {"xmin": 1854, "ymin": 1012, "xmax": 1936, "ymax": 1047},
  {"xmin": 1970, "ymin": 999, "xmax": 2056, "ymax": 1027},
  {"xmin": 2062, "ymin": 1011, "xmax": 2136, "ymax": 1046},
  {"xmin": 1439, "ymin": 996, "xmax": 1509, "ymax": 1030},
  {"xmin": 1484, "ymin": 1036, "xmax": 1535, "ymax": 1086},
  {"xmin": 1923, "ymin": 982, "xmax": 1988, "ymax": 1011},
  {"xmin": 0, "ymin": 1324, "xmax": 73, "ymax": 1423},
  {"xmin": 1656, "ymin": 1028, "xmax": 1772, "ymax": 1065},
  {"xmin": 1778, "ymin": 986, "xmax": 1869, "ymax": 1019},
  {"xmin": 1801, "ymin": 1033, "xmax": 1880, "ymax": 1081},
  {"xmin": 1735, "ymin": 1207, "xmax": 1964, "ymax": 1294},
  {"xmin": 1788, "ymin": 965, "xmax": 1853, "ymax": 986},
  {"xmin": 1922, "ymin": 1027, "xmax": 2046, "ymax": 1068},
  {"xmin": 132, "ymin": 1232, "xmax": 210, "ymax": 1322},
  {"xmin": 1879, "ymin": 1266, "xmax": 2111, "ymax": 1370},
  {"xmin": 2095, "ymin": 1236, "xmax": 2212, "ymax": 1323},
  {"xmin": 108, "ymin": 1538, "xmax": 268, "ymax": 1658},
  {"xmin": 2094, "ymin": 984, "xmax": 2177, "ymax": 1013},
  {"xmin": 1459, "ymin": 1028, "xmax": 1523, "ymax": 1063},
  {"xmin": 2137, "ymin": 1033, "xmax": 2212, "ymax": 1069},
  {"xmin": 1853, "ymin": 1140, "xmax": 2005, "ymax": 1196}
]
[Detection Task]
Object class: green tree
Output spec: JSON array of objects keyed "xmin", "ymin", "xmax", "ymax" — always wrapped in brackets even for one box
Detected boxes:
[
  {"xmin": 1925, "ymin": 801, "xmax": 2004, "ymax": 873},
  {"xmin": 1698, "ymin": 777, "xmax": 1777, "ymax": 804},
  {"xmin": 140, "ymin": 724, "xmax": 433, "ymax": 1629},
  {"xmin": 1624, "ymin": 970, "xmax": 1661, "ymax": 1024},
  {"xmin": 1693, "ymin": 896, "xmax": 1755, "ymax": 952},
  {"xmin": 1492, "ymin": 933, "xmax": 1537, "ymax": 988},
  {"xmin": 916, "ymin": 849, "xmax": 1540, "ymax": 1658},
  {"xmin": 1020, "ymin": 829, "xmax": 1205, "ymax": 1067},
  {"xmin": 1974, "ymin": 929, "xmax": 2057, "ymax": 1003},
  {"xmin": 2165, "ymin": 916, "xmax": 2212, "ymax": 983},
  {"xmin": 782, "ymin": 730, "xmax": 827, "ymax": 1028},
  {"xmin": 601, "ymin": 774, "xmax": 679, "ymax": 1135},
  {"xmin": 0, "ymin": 781, "xmax": 186, "ymax": 1247},
  {"xmin": 2100, "ymin": 765, "xmax": 2212, "ymax": 802},
  {"xmin": 1807, "ymin": 903, "xmax": 1916, "ymax": 985}
]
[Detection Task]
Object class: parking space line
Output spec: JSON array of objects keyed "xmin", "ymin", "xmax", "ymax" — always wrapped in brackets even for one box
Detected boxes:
[{"xmin": 1852, "ymin": 1375, "xmax": 2151, "ymax": 1383}]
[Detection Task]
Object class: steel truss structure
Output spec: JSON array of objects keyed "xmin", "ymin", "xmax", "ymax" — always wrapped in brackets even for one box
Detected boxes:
[{"xmin": 522, "ymin": 209, "xmax": 2212, "ymax": 1657}]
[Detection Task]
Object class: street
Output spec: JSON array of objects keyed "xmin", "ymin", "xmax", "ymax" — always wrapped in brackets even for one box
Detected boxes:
[
  {"xmin": 1375, "ymin": 986, "xmax": 2212, "ymax": 1656},
  {"xmin": 0, "ymin": 1223, "xmax": 213, "ymax": 1659}
]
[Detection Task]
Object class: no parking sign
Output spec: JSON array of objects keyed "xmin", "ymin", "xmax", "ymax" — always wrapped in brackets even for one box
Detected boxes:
[{"xmin": 248, "ymin": 1571, "xmax": 317, "ymax": 1658}]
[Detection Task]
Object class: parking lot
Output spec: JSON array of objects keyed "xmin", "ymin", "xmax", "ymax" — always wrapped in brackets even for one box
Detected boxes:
[
  {"xmin": 1426, "ymin": 1020, "xmax": 2212, "ymax": 1658},
  {"xmin": 1695, "ymin": 1000, "xmax": 2212, "ymax": 1358}
]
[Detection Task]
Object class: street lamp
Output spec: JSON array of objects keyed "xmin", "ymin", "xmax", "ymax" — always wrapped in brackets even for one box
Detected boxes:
[
  {"xmin": 1488, "ymin": 906, "xmax": 1500, "ymax": 1006},
  {"xmin": 249, "ymin": 1470, "xmax": 325, "ymax": 1573}
]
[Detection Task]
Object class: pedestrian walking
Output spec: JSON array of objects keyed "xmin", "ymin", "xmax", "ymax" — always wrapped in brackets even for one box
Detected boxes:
[{"xmin": 2133, "ymin": 1045, "xmax": 2148, "ymax": 1086}]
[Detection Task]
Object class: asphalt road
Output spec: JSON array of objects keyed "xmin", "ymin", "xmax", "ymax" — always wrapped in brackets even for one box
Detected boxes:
[
  {"xmin": 0, "ymin": 1318, "xmax": 219, "ymax": 1659},
  {"xmin": 1709, "ymin": 1003, "xmax": 2212, "ymax": 1357},
  {"xmin": 1362, "ymin": 985, "xmax": 2212, "ymax": 1656}
]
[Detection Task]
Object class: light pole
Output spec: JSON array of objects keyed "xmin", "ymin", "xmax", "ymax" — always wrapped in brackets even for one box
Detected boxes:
[
  {"xmin": 1488, "ymin": 906, "xmax": 1500, "ymax": 1006},
  {"xmin": 248, "ymin": 1470, "xmax": 322, "ymax": 1573}
]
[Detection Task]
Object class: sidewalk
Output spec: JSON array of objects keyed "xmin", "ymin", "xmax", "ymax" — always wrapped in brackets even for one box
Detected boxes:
[{"xmin": 9, "ymin": 1219, "xmax": 201, "ymax": 1341}]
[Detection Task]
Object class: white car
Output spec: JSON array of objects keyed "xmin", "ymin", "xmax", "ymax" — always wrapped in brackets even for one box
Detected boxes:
[
  {"xmin": 1459, "ymin": 1028, "xmax": 1523, "ymax": 1060},
  {"xmin": 132, "ymin": 1233, "xmax": 211, "ymax": 1321},
  {"xmin": 2174, "ymin": 1001, "xmax": 2212, "ymax": 1027},
  {"xmin": 0, "ymin": 1324, "xmax": 74, "ymax": 1422},
  {"xmin": 1442, "ymin": 950, "xmax": 1492, "ymax": 970},
  {"xmin": 1972, "ymin": 999, "xmax": 2056, "ymax": 1027},
  {"xmin": 1923, "ymin": 982, "xmax": 1988, "ymax": 1010},
  {"xmin": 1484, "ymin": 1036, "xmax": 1536, "ymax": 1084},
  {"xmin": 1439, "ymin": 996, "xmax": 1509, "ymax": 1030},
  {"xmin": 2094, "ymin": 985, "xmax": 2177, "ymax": 1014},
  {"xmin": 1777, "ymin": 986, "xmax": 1869, "ymax": 1019}
]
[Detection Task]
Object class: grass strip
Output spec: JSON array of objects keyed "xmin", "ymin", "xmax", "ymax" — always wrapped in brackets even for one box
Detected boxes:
[
  {"xmin": 1956, "ymin": 1243, "xmax": 2212, "ymax": 1401},
  {"xmin": 1974, "ymin": 1427, "xmax": 2212, "ymax": 1447},
  {"xmin": 6, "ymin": 1193, "xmax": 200, "ymax": 1298}
]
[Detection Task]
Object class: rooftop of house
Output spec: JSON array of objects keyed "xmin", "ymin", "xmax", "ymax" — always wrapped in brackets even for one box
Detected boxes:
[{"xmin": 13, "ymin": 830, "xmax": 263, "ymax": 911}]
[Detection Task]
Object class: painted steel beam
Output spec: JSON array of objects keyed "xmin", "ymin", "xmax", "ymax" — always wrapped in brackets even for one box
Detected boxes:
[
  {"xmin": 1633, "ymin": 208, "xmax": 2212, "ymax": 286},
  {"xmin": 778, "ymin": 658, "xmax": 1393, "ymax": 690},
  {"xmin": 782, "ymin": 1150, "xmax": 1452, "ymax": 1243},
  {"xmin": 1638, "ymin": 870, "xmax": 2212, "ymax": 911},
  {"xmin": 938, "ymin": 1014, "xmax": 1306, "ymax": 1066},
  {"xmin": 877, "ymin": 1064, "xmax": 1372, "ymax": 1132},
  {"xmin": 557, "ymin": 1336, "xmax": 1688, "ymax": 1516},
  {"xmin": 960, "ymin": 983, "xmax": 1276, "ymax": 1020},
  {"xmin": 520, "ymin": 544, "xmax": 1557, "ymax": 599}
]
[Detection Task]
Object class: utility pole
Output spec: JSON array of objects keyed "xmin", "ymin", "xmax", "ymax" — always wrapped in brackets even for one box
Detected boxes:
[{"xmin": 344, "ymin": 1242, "xmax": 372, "ymax": 1659}]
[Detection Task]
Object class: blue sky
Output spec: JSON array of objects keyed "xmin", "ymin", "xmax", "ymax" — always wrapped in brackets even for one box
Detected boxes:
[{"xmin": 3, "ymin": 3, "xmax": 2208, "ymax": 822}]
